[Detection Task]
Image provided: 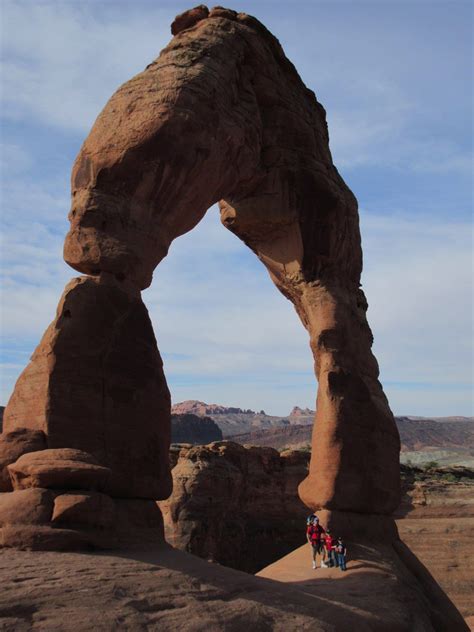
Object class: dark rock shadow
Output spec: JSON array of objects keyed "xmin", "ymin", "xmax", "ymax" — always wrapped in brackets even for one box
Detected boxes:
[{"xmin": 115, "ymin": 540, "xmax": 469, "ymax": 631}]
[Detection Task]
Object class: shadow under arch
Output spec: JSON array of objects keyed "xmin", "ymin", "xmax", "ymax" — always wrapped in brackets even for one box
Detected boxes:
[{"xmin": 3, "ymin": 7, "xmax": 399, "ymax": 530}]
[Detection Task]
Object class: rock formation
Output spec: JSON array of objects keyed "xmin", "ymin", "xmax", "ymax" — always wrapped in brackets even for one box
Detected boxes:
[
  {"xmin": 171, "ymin": 413, "xmax": 223, "ymax": 444},
  {"xmin": 161, "ymin": 439, "xmax": 473, "ymax": 621},
  {"xmin": 171, "ymin": 400, "xmax": 255, "ymax": 416},
  {"xmin": 1, "ymin": 277, "xmax": 169, "ymax": 548},
  {"xmin": 159, "ymin": 442, "xmax": 310, "ymax": 572},
  {"xmin": 396, "ymin": 465, "xmax": 474, "ymax": 624},
  {"xmin": 2, "ymin": 5, "xmax": 399, "ymax": 548},
  {"xmin": 289, "ymin": 406, "xmax": 315, "ymax": 417}
]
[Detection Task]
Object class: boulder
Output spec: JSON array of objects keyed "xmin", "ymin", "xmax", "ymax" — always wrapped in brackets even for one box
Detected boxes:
[
  {"xmin": 171, "ymin": 5, "xmax": 209, "ymax": 35},
  {"xmin": 158, "ymin": 442, "xmax": 310, "ymax": 572},
  {"xmin": 0, "ymin": 488, "xmax": 54, "ymax": 526},
  {"xmin": 8, "ymin": 449, "xmax": 111, "ymax": 492},
  {"xmin": 52, "ymin": 492, "xmax": 115, "ymax": 528},
  {"xmin": 0, "ymin": 428, "xmax": 46, "ymax": 491}
]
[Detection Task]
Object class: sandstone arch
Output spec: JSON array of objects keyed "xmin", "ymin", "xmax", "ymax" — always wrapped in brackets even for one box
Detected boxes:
[{"xmin": 1, "ymin": 6, "xmax": 400, "ymax": 548}]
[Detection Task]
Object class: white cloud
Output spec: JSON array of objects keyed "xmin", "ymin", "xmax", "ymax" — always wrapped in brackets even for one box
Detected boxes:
[
  {"xmin": 0, "ymin": 1, "xmax": 175, "ymax": 132},
  {"xmin": 0, "ymin": 1, "xmax": 472, "ymax": 416},
  {"xmin": 361, "ymin": 210, "xmax": 473, "ymax": 400},
  {"xmin": 1, "ymin": 186, "xmax": 472, "ymax": 416},
  {"xmin": 1, "ymin": 0, "xmax": 471, "ymax": 176}
]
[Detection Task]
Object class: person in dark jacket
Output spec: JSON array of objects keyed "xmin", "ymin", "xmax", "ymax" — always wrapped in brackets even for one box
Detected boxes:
[{"xmin": 335, "ymin": 537, "xmax": 347, "ymax": 571}]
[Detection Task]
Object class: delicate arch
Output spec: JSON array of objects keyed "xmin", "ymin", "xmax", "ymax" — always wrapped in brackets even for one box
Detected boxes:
[{"xmin": 2, "ymin": 6, "xmax": 399, "ymax": 549}]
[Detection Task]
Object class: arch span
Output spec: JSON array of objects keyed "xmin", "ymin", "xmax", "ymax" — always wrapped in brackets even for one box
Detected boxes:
[{"xmin": 1, "ymin": 6, "xmax": 400, "ymax": 549}]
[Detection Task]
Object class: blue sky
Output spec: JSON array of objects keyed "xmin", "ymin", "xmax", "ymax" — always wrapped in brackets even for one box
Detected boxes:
[{"xmin": 1, "ymin": 0, "xmax": 472, "ymax": 416}]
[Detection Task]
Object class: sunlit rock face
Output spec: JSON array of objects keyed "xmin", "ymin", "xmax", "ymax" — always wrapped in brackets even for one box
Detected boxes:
[{"xmin": 2, "ymin": 5, "xmax": 399, "ymax": 550}]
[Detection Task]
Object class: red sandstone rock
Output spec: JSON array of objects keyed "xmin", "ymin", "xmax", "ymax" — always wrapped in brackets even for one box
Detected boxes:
[
  {"xmin": 4, "ymin": 276, "xmax": 171, "ymax": 500},
  {"xmin": 396, "ymin": 466, "xmax": 474, "ymax": 621},
  {"xmin": 3, "ymin": 5, "xmax": 400, "ymax": 551},
  {"xmin": 60, "ymin": 8, "xmax": 400, "ymax": 516},
  {"xmin": 8, "ymin": 449, "xmax": 111, "ymax": 491},
  {"xmin": 171, "ymin": 400, "xmax": 254, "ymax": 416},
  {"xmin": 158, "ymin": 442, "xmax": 310, "ymax": 572},
  {"xmin": 289, "ymin": 406, "xmax": 315, "ymax": 417},
  {"xmin": 52, "ymin": 492, "xmax": 115, "ymax": 528},
  {"xmin": 0, "ymin": 428, "xmax": 46, "ymax": 491},
  {"xmin": 171, "ymin": 5, "xmax": 209, "ymax": 35},
  {"xmin": 171, "ymin": 413, "xmax": 223, "ymax": 444},
  {"xmin": 0, "ymin": 488, "xmax": 54, "ymax": 526}
]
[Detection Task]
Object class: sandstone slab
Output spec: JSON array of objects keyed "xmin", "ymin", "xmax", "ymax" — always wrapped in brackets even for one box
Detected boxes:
[
  {"xmin": 8, "ymin": 449, "xmax": 111, "ymax": 492},
  {"xmin": 52, "ymin": 492, "xmax": 115, "ymax": 528},
  {"xmin": 0, "ymin": 488, "xmax": 54, "ymax": 526},
  {"xmin": 0, "ymin": 428, "xmax": 46, "ymax": 492},
  {"xmin": 0, "ymin": 544, "xmax": 469, "ymax": 631}
]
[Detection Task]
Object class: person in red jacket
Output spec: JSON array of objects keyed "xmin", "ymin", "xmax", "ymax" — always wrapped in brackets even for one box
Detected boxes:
[
  {"xmin": 324, "ymin": 530, "xmax": 335, "ymax": 567},
  {"xmin": 306, "ymin": 516, "xmax": 326, "ymax": 569}
]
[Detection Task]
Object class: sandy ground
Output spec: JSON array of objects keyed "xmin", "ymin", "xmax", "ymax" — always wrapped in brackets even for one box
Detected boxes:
[
  {"xmin": 397, "ymin": 516, "xmax": 474, "ymax": 622},
  {"xmin": 0, "ymin": 541, "xmax": 468, "ymax": 631}
]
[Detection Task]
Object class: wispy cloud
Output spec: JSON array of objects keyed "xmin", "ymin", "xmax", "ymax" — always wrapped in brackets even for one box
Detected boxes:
[
  {"xmin": 0, "ymin": 1, "xmax": 472, "ymax": 416},
  {"xmin": 1, "ymin": 1, "xmax": 174, "ymax": 132}
]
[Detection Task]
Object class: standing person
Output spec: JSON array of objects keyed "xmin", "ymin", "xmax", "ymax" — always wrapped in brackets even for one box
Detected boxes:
[
  {"xmin": 324, "ymin": 530, "xmax": 335, "ymax": 567},
  {"xmin": 335, "ymin": 537, "xmax": 347, "ymax": 571},
  {"xmin": 306, "ymin": 517, "xmax": 326, "ymax": 569}
]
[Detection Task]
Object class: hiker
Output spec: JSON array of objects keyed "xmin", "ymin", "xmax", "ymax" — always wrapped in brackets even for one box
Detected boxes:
[
  {"xmin": 335, "ymin": 537, "xmax": 347, "ymax": 571},
  {"xmin": 306, "ymin": 516, "xmax": 326, "ymax": 569},
  {"xmin": 324, "ymin": 529, "xmax": 336, "ymax": 567}
]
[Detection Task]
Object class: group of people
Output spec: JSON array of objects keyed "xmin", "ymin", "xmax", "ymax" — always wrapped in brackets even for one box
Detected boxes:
[{"xmin": 306, "ymin": 514, "xmax": 347, "ymax": 571}]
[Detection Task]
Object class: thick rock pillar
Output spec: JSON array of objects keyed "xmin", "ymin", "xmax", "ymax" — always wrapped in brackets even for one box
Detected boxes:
[{"xmin": 1, "ymin": 276, "xmax": 170, "ymax": 548}]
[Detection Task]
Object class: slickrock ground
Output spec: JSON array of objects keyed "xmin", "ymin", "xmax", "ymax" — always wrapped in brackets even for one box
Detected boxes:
[
  {"xmin": 0, "ymin": 541, "xmax": 467, "ymax": 631},
  {"xmin": 0, "ymin": 545, "xmax": 331, "ymax": 631},
  {"xmin": 158, "ymin": 444, "xmax": 473, "ymax": 627},
  {"xmin": 257, "ymin": 540, "xmax": 467, "ymax": 631}
]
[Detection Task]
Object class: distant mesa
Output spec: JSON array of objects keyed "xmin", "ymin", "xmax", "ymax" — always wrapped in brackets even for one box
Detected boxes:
[
  {"xmin": 171, "ymin": 413, "xmax": 223, "ymax": 445},
  {"xmin": 289, "ymin": 406, "xmax": 315, "ymax": 417},
  {"xmin": 171, "ymin": 400, "xmax": 259, "ymax": 416}
]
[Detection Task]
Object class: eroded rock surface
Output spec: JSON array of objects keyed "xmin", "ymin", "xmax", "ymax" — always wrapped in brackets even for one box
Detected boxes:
[
  {"xmin": 0, "ymin": 544, "xmax": 468, "ymax": 631},
  {"xmin": 1, "ymin": 276, "xmax": 170, "ymax": 548},
  {"xmin": 2, "ymin": 5, "xmax": 399, "ymax": 550},
  {"xmin": 58, "ymin": 5, "xmax": 400, "ymax": 514},
  {"xmin": 171, "ymin": 414, "xmax": 223, "ymax": 444},
  {"xmin": 4, "ymin": 276, "xmax": 171, "ymax": 501},
  {"xmin": 0, "ymin": 429, "xmax": 46, "ymax": 492},
  {"xmin": 8, "ymin": 449, "xmax": 111, "ymax": 492},
  {"xmin": 396, "ymin": 466, "xmax": 474, "ymax": 622},
  {"xmin": 158, "ymin": 442, "xmax": 310, "ymax": 572}
]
